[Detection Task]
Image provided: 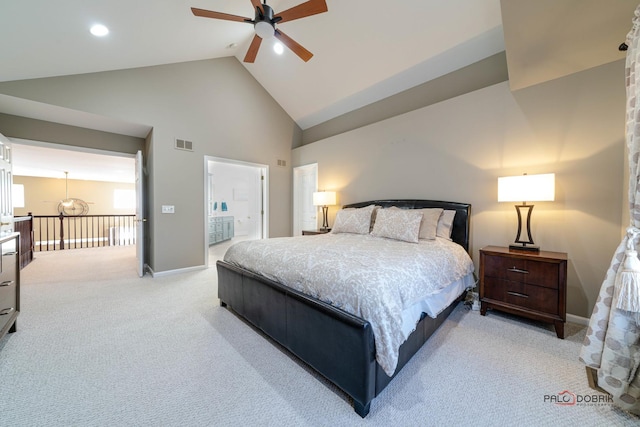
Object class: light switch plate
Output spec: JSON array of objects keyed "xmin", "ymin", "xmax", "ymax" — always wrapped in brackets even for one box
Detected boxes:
[{"xmin": 161, "ymin": 205, "xmax": 175, "ymax": 214}]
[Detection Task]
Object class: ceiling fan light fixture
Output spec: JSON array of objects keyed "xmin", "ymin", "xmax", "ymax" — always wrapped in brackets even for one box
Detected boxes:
[
  {"xmin": 191, "ymin": 0, "xmax": 328, "ymax": 62},
  {"xmin": 255, "ymin": 21, "xmax": 274, "ymax": 39},
  {"xmin": 273, "ymin": 42, "xmax": 284, "ymax": 55}
]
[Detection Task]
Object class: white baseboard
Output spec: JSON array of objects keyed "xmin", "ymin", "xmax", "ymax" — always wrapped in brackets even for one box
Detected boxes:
[
  {"xmin": 567, "ymin": 313, "xmax": 590, "ymax": 326},
  {"xmin": 148, "ymin": 264, "xmax": 207, "ymax": 277}
]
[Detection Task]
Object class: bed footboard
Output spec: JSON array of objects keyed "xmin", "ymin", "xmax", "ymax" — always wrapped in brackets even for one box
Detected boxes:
[
  {"xmin": 217, "ymin": 259, "xmax": 462, "ymax": 417},
  {"xmin": 217, "ymin": 260, "xmax": 377, "ymax": 416}
]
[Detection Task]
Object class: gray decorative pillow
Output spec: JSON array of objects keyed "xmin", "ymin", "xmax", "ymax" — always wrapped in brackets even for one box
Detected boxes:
[
  {"xmin": 436, "ymin": 210, "xmax": 456, "ymax": 240},
  {"xmin": 331, "ymin": 205, "xmax": 376, "ymax": 235},
  {"xmin": 413, "ymin": 208, "xmax": 443, "ymax": 240},
  {"xmin": 371, "ymin": 208, "xmax": 423, "ymax": 243}
]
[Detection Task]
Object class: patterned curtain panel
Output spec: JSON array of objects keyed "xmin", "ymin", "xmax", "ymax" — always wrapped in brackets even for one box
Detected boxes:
[{"xmin": 579, "ymin": 5, "xmax": 640, "ymax": 414}]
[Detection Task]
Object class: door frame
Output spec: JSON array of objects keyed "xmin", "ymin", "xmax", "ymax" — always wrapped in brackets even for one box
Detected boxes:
[
  {"xmin": 204, "ymin": 156, "xmax": 268, "ymax": 267},
  {"xmin": 9, "ymin": 138, "xmax": 141, "ymax": 262}
]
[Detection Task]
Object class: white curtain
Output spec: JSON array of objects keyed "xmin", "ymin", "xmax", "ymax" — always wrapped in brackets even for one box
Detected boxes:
[{"xmin": 579, "ymin": 4, "xmax": 640, "ymax": 414}]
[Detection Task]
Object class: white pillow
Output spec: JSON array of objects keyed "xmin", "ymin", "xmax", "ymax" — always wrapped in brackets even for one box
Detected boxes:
[
  {"xmin": 370, "ymin": 208, "xmax": 423, "ymax": 243},
  {"xmin": 436, "ymin": 210, "xmax": 456, "ymax": 240},
  {"xmin": 331, "ymin": 205, "xmax": 376, "ymax": 235},
  {"xmin": 343, "ymin": 205, "xmax": 381, "ymax": 231}
]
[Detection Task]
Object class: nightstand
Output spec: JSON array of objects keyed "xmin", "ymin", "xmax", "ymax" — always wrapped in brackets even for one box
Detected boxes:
[
  {"xmin": 302, "ymin": 229, "xmax": 331, "ymax": 235},
  {"xmin": 479, "ymin": 246, "xmax": 567, "ymax": 339}
]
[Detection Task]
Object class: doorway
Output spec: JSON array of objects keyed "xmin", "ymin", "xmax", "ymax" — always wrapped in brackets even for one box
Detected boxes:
[
  {"xmin": 205, "ymin": 157, "xmax": 267, "ymax": 266},
  {"xmin": 9, "ymin": 138, "xmax": 142, "ymax": 269},
  {"xmin": 293, "ymin": 163, "xmax": 318, "ymax": 236}
]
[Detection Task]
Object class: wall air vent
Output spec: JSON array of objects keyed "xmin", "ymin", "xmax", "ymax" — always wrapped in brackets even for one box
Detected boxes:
[{"xmin": 175, "ymin": 138, "xmax": 193, "ymax": 151}]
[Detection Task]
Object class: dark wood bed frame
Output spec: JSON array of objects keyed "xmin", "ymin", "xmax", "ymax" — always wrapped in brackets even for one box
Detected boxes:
[{"xmin": 216, "ymin": 200, "xmax": 471, "ymax": 417}]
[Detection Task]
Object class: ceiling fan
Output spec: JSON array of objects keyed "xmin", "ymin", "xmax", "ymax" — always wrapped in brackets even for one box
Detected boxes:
[{"xmin": 191, "ymin": 0, "xmax": 328, "ymax": 63}]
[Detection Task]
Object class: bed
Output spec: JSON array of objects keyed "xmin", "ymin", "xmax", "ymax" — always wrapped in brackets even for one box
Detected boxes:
[{"xmin": 216, "ymin": 199, "xmax": 473, "ymax": 417}]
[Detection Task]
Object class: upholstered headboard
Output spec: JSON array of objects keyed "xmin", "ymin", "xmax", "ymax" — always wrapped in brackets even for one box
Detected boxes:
[{"xmin": 342, "ymin": 199, "xmax": 471, "ymax": 252}]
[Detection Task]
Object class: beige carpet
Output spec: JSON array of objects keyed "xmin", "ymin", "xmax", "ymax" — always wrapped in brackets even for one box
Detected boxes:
[{"xmin": 0, "ymin": 245, "xmax": 638, "ymax": 426}]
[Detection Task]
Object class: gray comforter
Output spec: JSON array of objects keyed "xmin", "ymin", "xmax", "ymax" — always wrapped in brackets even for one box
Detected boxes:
[{"xmin": 223, "ymin": 233, "xmax": 474, "ymax": 376}]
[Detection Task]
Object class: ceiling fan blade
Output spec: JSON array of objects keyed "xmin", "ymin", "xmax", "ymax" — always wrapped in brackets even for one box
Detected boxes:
[
  {"xmin": 249, "ymin": 0, "xmax": 264, "ymax": 14},
  {"xmin": 275, "ymin": 0, "xmax": 328, "ymax": 23},
  {"xmin": 274, "ymin": 30, "xmax": 313, "ymax": 62},
  {"xmin": 191, "ymin": 7, "xmax": 252, "ymax": 23},
  {"xmin": 244, "ymin": 35, "xmax": 263, "ymax": 63}
]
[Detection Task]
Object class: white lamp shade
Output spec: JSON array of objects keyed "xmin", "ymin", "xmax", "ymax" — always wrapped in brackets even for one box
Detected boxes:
[
  {"xmin": 498, "ymin": 173, "xmax": 555, "ymax": 202},
  {"xmin": 313, "ymin": 191, "xmax": 336, "ymax": 206}
]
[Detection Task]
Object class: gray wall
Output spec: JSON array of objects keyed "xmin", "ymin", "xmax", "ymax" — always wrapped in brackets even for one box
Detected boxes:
[
  {"xmin": 292, "ymin": 60, "xmax": 626, "ymax": 318},
  {"xmin": 301, "ymin": 52, "xmax": 509, "ymax": 146},
  {"xmin": 0, "ymin": 57, "xmax": 300, "ymax": 273},
  {"xmin": 0, "ymin": 113, "xmax": 144, "ymax": 154},
  {"xmin": 0, "ymin": 52, "xmax": 626, "ymax": 317}
]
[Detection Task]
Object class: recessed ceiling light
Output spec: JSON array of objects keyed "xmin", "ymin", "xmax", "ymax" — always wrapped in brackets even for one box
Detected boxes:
[
  {"xmin": 90, "ymin": 24, "xmax": 109, "ymax": 37},
  {"xmin": 273, "ymin": 42, "xmax": 284, "ymax": 55}
]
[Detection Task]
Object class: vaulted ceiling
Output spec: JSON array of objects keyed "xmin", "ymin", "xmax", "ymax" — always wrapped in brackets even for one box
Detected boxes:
[{"xmin": 0, "ymin": 0, "xmax": 637, "ymax": 181}]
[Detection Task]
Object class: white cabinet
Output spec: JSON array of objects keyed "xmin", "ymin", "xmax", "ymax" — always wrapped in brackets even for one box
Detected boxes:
[
  {"xmin": 0, "ymin": 233, "xmax": 19, "ymax": 341},
  {"xmin": 209, "ymin": 216, "xmax": 234, "ymax": 245}
]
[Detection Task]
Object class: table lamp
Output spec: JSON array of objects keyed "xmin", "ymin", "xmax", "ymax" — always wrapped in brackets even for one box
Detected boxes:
[
  {"xmin": 498, "ymin": 173, "xmax": 555, "ymax": 252},
  {"xmin": 313, "ymin": 191, "xmax": 336, "ymax": 231}
]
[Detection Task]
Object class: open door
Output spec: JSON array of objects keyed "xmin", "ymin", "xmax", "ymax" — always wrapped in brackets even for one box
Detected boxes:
[
  {"xmin": 135, "ymin": 150, "xmax": 145, "ymax": 277},
  {"xmin": 0, "ymin": 133, "xmax": 13, "ymax": 236}
]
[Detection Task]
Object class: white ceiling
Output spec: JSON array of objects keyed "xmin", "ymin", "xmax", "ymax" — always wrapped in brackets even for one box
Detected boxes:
[
  {"xmin": 0, "ymin": 0, "xmax": 505, "ymax": 129},
  {"xmin": 0, "ymin": 0, "xmax": 636, "ymax": 182},
  {"xmin": 10, "ymin": 140, "xmax": 135, "ymax": 183}
]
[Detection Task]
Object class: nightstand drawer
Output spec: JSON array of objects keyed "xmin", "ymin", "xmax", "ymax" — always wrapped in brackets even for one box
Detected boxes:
[
  {"xmin": 483, "ymin": 255, "xmax": 559, "ymax": 289},
  {"xmin": 483, "ymin": 255, "xmax": 525, "ymax": 280},
  {"xmin": 483, "ymin": 278, "xmax": 558, "ymax": 314}
]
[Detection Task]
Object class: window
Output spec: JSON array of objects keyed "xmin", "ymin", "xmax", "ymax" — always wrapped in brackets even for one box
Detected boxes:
[
  {"xmin": 114, "ymin": 189, "xmax": 135, "ymax": 210},
  {"xmin": 12, "ymin": 184, "xmax": 24, "ymax": 208}
]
